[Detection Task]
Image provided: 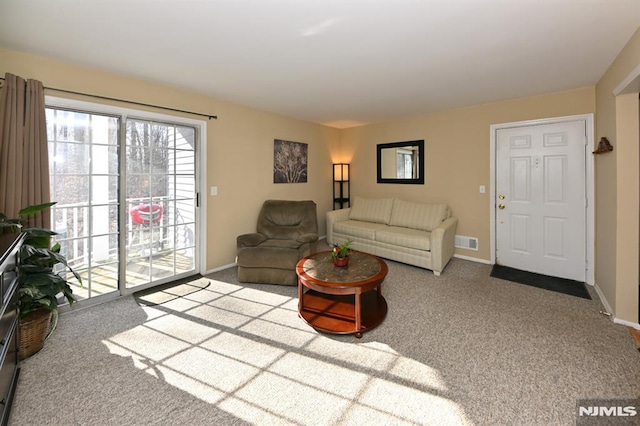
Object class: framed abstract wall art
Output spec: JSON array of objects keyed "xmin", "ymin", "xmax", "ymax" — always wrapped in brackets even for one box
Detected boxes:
[{"xmin": 273, "ymin": 139, "xmax": 308, "ymax": 183}]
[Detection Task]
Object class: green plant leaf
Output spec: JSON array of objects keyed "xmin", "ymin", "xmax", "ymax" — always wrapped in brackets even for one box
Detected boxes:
[
  {"xmin": 18, "ymin": 202, "xmax": 56, "ymax": 217},
  {"xmin": 23, "ymin": 231, "xmax": 56, "ymax": 249},
  {"xmin": 0, "ymin": 217, "xmax": 22, "ymax": 232},
  {"xmin": 20, "ymin": 272, "xmax": 65, "ymax": 287},
  {"xmin": 19, "ymin": 264, "xmax": 52, "ymax": 274},
  {"xmin": 20, "ymin": 246, "xmax": 68, "ymax": 268},
  {"xmin": 23, "ymin": 227, "xmax": 57, "ymax": 236},
  {"xmin": 10, "ymin": 201, "xmax": 82, "ymax": 316}
]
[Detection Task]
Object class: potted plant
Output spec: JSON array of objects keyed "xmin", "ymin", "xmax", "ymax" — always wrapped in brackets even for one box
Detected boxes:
[
  {"xmin": 331, "ymin": 239, "xmax": 353, "ymax": 267},
  {"xmin": 0, "ymin": 202, "xmax": 81, "ymax": 359}
]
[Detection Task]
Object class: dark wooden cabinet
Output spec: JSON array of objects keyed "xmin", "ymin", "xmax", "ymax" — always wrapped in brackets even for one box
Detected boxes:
[{"xmin": 0, "ymin": 233, "xmax": 23, "ymax": 426}]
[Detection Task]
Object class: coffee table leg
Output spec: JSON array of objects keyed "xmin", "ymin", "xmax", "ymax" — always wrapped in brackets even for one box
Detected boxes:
[
  {"xmin": 354, "ymin": 293, "xmax": 362, "ymax": 338},
  {"xmin": 298, "ymin": 279, "xmax": 303, "ymax": 313}
]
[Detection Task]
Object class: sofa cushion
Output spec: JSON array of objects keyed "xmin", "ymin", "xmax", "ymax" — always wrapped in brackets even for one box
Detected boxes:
[
  {"xmin": 237, "ymin": 246, "xmax": 302, "ymax": 269},
  {"xmin": 349, "ymin": 196, "xmax": 394, "ymax": 224},
  {"xmin": 259, "ymin": 239, "xmax": 303, "ymax": 250},
  {"xmin": 389, "ymin": 199, "xmax": 449, "ymax": 232},
  {"xmin": 376, "ymin": 227, "xmax": 431, "ymax": 251},
  {"xmin": 257, "ymin": 200, "xmax": 318, "ymax": 240},
  {"xmin": 334, "ymin": 220, "xmax": 388, "ymax": 240}
]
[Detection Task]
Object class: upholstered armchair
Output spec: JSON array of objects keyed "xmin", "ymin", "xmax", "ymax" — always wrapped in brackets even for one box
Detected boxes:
[{"xmin": 236, "ymin": 200, "xmax": 318, "ymax": 285}]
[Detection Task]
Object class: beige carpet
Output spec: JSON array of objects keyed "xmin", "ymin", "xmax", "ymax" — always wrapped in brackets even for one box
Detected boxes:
[{"xmin": 9, "ymin": 244, "xmax": 640, "ymax": 425}]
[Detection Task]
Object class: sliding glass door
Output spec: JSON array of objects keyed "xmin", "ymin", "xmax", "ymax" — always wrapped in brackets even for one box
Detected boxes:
[
  {"xmin": 46, "ymin": 107, "xmax": 199, "ymax": 303},
  {"xmin": 125, "ymin": 119, "xmax": 197, "ymax": 289},
  {"xmin": 47, "ymin": 108, "xmax": 120, "ymax": 301}
]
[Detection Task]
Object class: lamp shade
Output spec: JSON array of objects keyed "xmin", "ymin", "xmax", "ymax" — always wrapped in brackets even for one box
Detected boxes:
[{"xmin": 333, "ymin": 163, "xmax": 349, "ymax": 182}]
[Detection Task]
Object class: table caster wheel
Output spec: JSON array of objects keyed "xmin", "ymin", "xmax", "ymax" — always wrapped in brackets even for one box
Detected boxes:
[{"xmin": 355, "ymin": 332, "xmax": 363, "ymax": 338}]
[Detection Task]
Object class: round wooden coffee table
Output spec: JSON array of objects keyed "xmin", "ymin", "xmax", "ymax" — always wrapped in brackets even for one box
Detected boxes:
[{"xmin": 296, "ymin": 250, "xmax": 388, "ymax": 338}]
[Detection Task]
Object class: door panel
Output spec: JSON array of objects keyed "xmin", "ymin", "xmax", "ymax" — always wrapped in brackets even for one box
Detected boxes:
[
  {"xmin": 496, "ymin": 120, "xmax": 586, "ymax": 281},
  {"xmin": 543, "ymin": 217, "xmax": 566, "ymax": 258},
  {"xmin": 125, "ymin": 119, "xmax": 197, "ymax": 290},
  {"xmin": 544, "ymin": 156, "xmax": 566, "ymax": 203},
  {"xmin": 47, "ymin": 108, "xmax": 120, "ymax": 301},
  {"xmin": 510, "ymin": 157, "xmax": 531, "ymax": 201},
  {"xmin": 510, "ymin": 214, "xmax": 530, "ymax": 253}
]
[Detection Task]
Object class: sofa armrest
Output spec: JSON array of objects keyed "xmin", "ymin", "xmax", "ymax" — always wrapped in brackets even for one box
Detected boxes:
[
  {"xmin": 237, "ymin": 233, "xmax": 267, "ymax": 249},
  {"xmin": 297, "ymin": 233, "xmax": 319, "ymax": 244},
  {"xmin": 429, "ymin": 217, "xmax": 458, "ymax": 275},
  {"xmin": 326, "ymin": 208, "xmax": 351, "ymax": 245}
]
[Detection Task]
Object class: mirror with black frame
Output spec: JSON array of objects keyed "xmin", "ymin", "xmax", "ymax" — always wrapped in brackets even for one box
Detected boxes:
[{"xmin": 376, "ymin": 140, "xmax": 424, "ymax": 184}]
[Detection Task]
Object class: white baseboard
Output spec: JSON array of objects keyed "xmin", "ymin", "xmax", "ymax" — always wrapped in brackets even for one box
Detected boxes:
[
  {"xmin": 453, "ymin": 254, "xmax": 492, "ymax": 264},
  {"xmin": 593, "ymin": 282, "xmax": 613, "ymax": 314},
  {"xmin": 205, "ymin": 262, "xmax": 236, "ymax": 275},
  {"xmin": 614, "ymin": 317, "xmax": 640, "ymax": 330},
  {"xmin": 591, "ymin": 282, "xmax": 640, "ymax": 330}
]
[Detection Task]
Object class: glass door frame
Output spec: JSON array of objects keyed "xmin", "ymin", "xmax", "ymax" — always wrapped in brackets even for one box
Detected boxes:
[{"xmin": 46, "ymin": 96, "xmax": 208, "ymax": 301}]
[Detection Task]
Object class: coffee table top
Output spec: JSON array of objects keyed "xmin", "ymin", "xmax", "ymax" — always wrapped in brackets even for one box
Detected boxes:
[{"xmin": 296, "ymin": 250, "xmax": 388, "ymax": 292}]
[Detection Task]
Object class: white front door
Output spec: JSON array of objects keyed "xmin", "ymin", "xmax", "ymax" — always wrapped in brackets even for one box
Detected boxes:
[{"xmin": 495, "ymin": 120, "xmax": 587, "ymax": 281}]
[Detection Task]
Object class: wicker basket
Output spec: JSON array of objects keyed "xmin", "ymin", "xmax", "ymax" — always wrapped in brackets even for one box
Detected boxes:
[{"xmin": 19, "ymin": 308, "xmax": 53, "ymax": 360}]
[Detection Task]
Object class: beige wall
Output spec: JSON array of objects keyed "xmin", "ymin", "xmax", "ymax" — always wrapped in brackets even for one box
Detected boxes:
[
  {"xmin": 341, "ymin": 88, "xmax": 596, "ymax": 261},
  {"xmin": 595, "ymin": 26, "xmax": 640, "ymax": 323},
  {"xmin": 3, "ymin": 29, "xmax": 638, "ymax": 325},
  {"xmin": 0, "ymin": 47, "xmax": 340, "ymax": 271}
]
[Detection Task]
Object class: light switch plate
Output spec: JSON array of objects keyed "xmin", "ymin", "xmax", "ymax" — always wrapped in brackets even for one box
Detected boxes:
[
  {"xmin": 211, "ymin": 186, "xmax": 218, "ymax": 196},
  {"xmin": 479, "ymin": 185, "xmax": 486, "ymax": 194}
]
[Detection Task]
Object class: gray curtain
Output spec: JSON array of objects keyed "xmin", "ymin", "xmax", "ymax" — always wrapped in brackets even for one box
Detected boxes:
[{"xmin": 0, "ymin": 73, "xmax": 51, "ymax": 228}]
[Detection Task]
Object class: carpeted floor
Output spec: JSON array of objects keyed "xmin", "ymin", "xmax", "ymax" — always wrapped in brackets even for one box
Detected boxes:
[
  {"xmin": 9, "ymin": 243, "xmax": 640, "ymax": 425},
  {"xmin": 135, "ymin": 275, "xmax": 211, "ymax": 306}
]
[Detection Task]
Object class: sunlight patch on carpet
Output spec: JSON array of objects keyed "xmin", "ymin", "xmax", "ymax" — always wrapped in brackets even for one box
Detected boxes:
[{"xmin": 102, "ymin": 280, "xmax": 472, "ymax": 425}]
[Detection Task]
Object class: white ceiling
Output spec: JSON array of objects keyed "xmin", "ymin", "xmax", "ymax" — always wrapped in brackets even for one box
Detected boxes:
[{"xmin": 1, "ymin": 0, "xmax": 639, "ymax": 128}]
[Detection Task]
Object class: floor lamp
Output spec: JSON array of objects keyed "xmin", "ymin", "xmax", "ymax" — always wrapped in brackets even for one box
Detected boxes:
[{"xmin": 333, "ymin": 163, "xmax": 350, "ymax": 210}]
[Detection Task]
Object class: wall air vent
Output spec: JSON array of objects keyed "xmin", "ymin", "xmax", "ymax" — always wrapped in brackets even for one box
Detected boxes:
[{"xmin": 455, "ymin": 235, "xmax": 479, "ymax": 251}]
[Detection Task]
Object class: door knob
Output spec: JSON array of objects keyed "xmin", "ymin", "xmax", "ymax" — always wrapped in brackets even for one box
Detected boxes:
[
  {"xmin": 498, "ymin": 194, "xmax": 505, "ymax": 200},
  {"xmin": 498, "ymin": 204, "xmax": 506, "ymax": 209}
]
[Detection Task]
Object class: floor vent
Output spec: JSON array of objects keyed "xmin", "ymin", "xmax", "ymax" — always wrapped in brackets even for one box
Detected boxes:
[{"xmin": 455, "ymin": 235, "xmax": 478, "ymax": 251}]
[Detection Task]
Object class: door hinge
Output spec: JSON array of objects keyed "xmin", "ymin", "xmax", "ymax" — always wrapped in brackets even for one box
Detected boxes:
[{"xmin": 196, "ymin": 192, "xmax": 200, "ymax": 207}]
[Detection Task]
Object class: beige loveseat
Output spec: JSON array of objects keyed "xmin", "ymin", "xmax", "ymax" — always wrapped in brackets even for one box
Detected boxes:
[{"xmin": 326, "ymin": 197, "xmax": 457, "ymax": 275}]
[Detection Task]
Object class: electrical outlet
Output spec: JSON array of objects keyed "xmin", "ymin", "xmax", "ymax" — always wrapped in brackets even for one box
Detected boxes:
[
  {"xmin": 211, "ymin": 186, "xmax": 218, "ymax": 196},
  {"xmin": 479, "ymin": 185, "xmax": 486, "ymax": 194}
]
